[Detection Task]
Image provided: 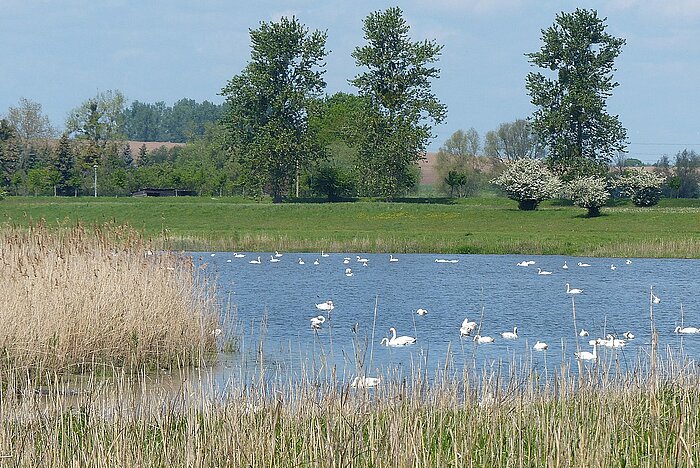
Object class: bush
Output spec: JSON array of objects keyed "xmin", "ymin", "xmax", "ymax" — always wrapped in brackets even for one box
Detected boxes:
[
  {"xmin": 490, "ymin": 158, "xmax": 561, "ymax": 210},
  {"xmin": 565, "ymin": 176, "xmax": 610, "ymax": 217},
  {"xmin": 617, "ymin": 169, "xmax": 665, "ymax": 207}
]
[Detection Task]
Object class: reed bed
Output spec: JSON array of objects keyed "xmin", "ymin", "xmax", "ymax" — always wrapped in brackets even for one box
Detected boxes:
[
  {"xmin": 0, "ymin": 222, "xmax": 220, "ymax": 375},
  {"xmin": 0, "ymin": 352, "xmax": 698, "ymax": 466}
]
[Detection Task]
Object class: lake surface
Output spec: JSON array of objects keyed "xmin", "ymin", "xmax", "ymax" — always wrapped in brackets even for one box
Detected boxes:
[{"xmin": 196, "ymin": 252, "xmax": 700, "ymax": 385}]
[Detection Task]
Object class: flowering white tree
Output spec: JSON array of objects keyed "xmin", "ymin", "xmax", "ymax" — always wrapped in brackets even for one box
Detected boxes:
[
  {"xmin": 491, "ymin": 158, "xmax": 561, "ymax": 210},
  {"xmin": 565, "ymin": 176, "xmax": 610, "ymax": 217},
  {"xmin": 617, "ymin": 169, "xmax": 665, "ymax": 207}
]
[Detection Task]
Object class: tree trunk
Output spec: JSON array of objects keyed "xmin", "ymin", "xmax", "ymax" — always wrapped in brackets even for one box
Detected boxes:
[
  {"xmin": 518, "ymin": 199, "xmax": 539, "ymax": 211},
  {"xmin": 587, "ymin": 206, "xmax": 601, "ymax": 217}
]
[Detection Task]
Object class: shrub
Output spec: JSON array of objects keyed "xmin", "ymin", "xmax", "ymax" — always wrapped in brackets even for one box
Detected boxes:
[
  {"xmin": 617, "ymin": 169, "xmax": 665, "ymax": 207},
  {"xmin": 565, "ymin": 176, "xmax": 610, "ymax": 217},
  {"xmin": 490, "ymin": 158, "xmax": 561, "ymax": 210}
]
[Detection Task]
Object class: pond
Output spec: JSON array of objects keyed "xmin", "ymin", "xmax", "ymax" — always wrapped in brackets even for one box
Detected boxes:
[{"xmin": 197, "ymin": 252, "xmax": 700, "ymax": 386}]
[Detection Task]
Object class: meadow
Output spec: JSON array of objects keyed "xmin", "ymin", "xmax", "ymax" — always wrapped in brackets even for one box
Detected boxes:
[{"xmin": 1, "ymin": 195, "xmax": 699, "ymax": 257}]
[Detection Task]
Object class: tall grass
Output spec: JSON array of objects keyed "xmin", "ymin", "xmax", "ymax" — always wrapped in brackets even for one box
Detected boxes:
[
  {"xmin": 0, "ymin": 222, "xmax": 220, "ymax": 374},
  {"xmin": 0, "ymin": 351, "xmax": 699, "ymax": 465}
]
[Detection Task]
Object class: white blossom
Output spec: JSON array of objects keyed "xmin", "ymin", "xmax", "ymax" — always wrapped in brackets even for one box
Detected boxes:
[
  {"xmin": 565, "ymin": 176, "xmax": 610, "ymax": 217},
  {"xmin": 491, "ymin": 158, "xmax": 561, "ymax": 210},
  {"xmin": 617, "ymin": 169, "xmax": 665, "ymax": 207}
]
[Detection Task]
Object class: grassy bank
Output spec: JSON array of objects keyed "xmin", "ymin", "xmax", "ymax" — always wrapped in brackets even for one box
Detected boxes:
[
  {"xmin": 0, "ymin": 223, "xmax": 220, "ymax": 374},
  {"xmin": 1, "ymin": 356, "xmax": 698, "ymax": 466},
  {"xmin": 1, "ymin": 196, "xmax": 699, "ymax": 257}
]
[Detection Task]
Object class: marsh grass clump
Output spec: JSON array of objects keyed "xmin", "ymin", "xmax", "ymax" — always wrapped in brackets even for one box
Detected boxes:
[{"xmin": 0, "ymin": 222, "xmax": 220, "ymax": 375}]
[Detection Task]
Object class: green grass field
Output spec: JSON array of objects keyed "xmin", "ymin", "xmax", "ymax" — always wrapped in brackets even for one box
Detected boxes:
[{"xmin": 1, "ymin": 196, "xmax": 699, "ymax": 257}]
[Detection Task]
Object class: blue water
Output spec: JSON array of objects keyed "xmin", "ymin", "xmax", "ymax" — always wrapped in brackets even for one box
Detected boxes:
[{"xmin": 196, "ymin": 252, "xmax": 700, "ymax": 383}]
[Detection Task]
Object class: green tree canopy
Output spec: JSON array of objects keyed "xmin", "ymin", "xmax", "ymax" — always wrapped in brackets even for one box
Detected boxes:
[
  {"xmin": 350, "ymin": 7, "xmax": 446, "ymax": 198},
  {"xmin": 526, "ymin": 9, "xmax": 627, "ymax": 178},
  {"xmin": 221, "ymin": 16, "xmax": 328, "ymax": 202},
  {"xmin": 484, "ymin": 119, "xmax": 543, "ymax": 161}
]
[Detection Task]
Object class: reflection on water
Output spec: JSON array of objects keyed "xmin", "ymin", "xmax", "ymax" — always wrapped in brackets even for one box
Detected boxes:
[{"xmin": 197, "ymin": 252, "xmax": 700, "ymax": 386}]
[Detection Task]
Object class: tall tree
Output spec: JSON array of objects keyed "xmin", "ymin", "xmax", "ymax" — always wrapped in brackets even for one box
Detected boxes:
[
  {"xmin": 6, "ymin": 97, "xmax": 55, "ymax": 145},
  {"xmin": 526, "ymin": 9, "xmax": 626, "ymax": 178},
  {"xmin": 51, "ymin": 133, "xmax": 77, "ymax": 194},
  {"xmin": 221, "ymin": 16, "xmax": 327, "ymax": 202},
  {"xmin": 484, "ymin": 119, "xmax": 543, "ymax": 161},
  {"xmin": 350, "ymin": 7, "xmax": 446, "ymax": 197},
  {"xmin": 66, "ymin": 90, "xmax": 126, "ymax": 146}
]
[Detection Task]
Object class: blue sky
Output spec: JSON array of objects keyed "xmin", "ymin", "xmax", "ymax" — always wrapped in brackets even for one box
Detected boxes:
[{"xmin": 2, "ymin": 0, "xmax": 699, "ymax": 162}]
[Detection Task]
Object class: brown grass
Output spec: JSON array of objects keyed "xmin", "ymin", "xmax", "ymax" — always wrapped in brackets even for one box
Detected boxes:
[{"xmin": 0, "ymin": 222, "xmax": 220, "ymax": 374}]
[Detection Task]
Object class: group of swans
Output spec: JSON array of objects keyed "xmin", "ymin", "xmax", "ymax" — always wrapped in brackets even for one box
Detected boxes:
[
  {"xmin": 380, "ymin": 327, "xmax": 417, "ymax": 347},
  {"xmin": 459, "ymin": 318, "xmax": 477, "ymax": 337}
]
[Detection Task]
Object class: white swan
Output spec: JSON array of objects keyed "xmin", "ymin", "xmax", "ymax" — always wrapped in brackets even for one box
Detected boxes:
[
  {"xmin": 310, "ymin": 315, "xmax": 326, "ymax": 328},
  {"xmin": 321, "ymin": 250, "xmax": 329, "ymax": 257},
  {"xmin": 579, "ymin": 329, "xmax": 589, "ymax": 337},
  {"xmin": 652, "ymin": 293, "xmax": 661, "ymax": 304},
  {"xmin": 610, "ymin": 264, "xmax": 617, "ymax": 270},
  {"xmin": 516, "ymin": 261, "xmax": 529, "ymax": 267},
  {"xmin": 351, "ymin": 376, "xmax": 380, "ymax": 388},
  {"xmin": 386, "ymin": 327, "xmax": 416, "ymax": 346},
  {"xmin": 356, "ymin": 255, "xmax": 369, "ymax": 263},
  {"xmin": 460, "ymin": 318, "xmax": 477, "ymax": 336},
  {"xmin": 316, "ymin": 300, "xmax": 334, "ymax": 311},
  {"xmin": 562, "ymin": 261, "xmax": 569, "ymax": 269},
  {"xmin": 626, "ymin": 258, "xmax": 632, "ymax": 265},
  {"xmin": 533, "ymin": 341, "xmax": 548, "ymax": 351},
  {"xmin": 210, "ymin": 253, "xmax": 216, "ymax": 257},
  {"xmin": 345, "ymin": 268, "xmax": 353, "ymax": 277},
  {"xmin": 416, "ymin": 308, "xmax": 428, "ymax": 316},
  {"xmin": 389, "ymin": 255, "xmax": 399, "ymax": 262},
  {"xmin": 313, "ymin": 259, "xmax": 320, "ymax": 265},
  {"xmin": 298, "ymin": 258, "xmax": 305, "ymax": 265},
  {"xmin": 343, "ymin": 257, "xmax": 351, "ymax": 264},
  {"xmin": 435, "ymin": 258, "xmax": 459, "ymax": 263},
  {"xmin": 233, "ymin": 252, "xmax": 246, "ymax": 258},
  {"xmin": 623, "ymin": 331, "xmax": 635, "ymax": 340},
  {"xmin": 575, "ymin": 342, "xmax": 597, "ymax": 361},
  {"xmin": 537, "ymin": 268, "xmax": 552, "ymax": 275},
  {"xmin": 270, "ymin": 255, "xmax": 280, "ymax": 263},
  {"xmin": 501, "ymin": 327, "xmax": 518, "ymax": 340},
  {"xmin": 248, "ymin": 256, "xmax": 262, "ymax": 264},
  {"xmin": 474, "ymin": 334, "xmax": 495, "ymax": 344},
  {"xmin": 577, "ymin": 262, "xmax": 591, "ymax": 267},
  {"xmin": 565, "ymin": 283, "xmax": 583, "ymax": 294},
  {"xmin": 598, "ymin": 334, "xmax": 626, "ymax": 348},
  {"xmin": 274, "ymin": 250, "xmax": 283, "ymax": 258},
  {"xmin": 226, "ymin": 259, "xmax": 232, "ymax": 263},
  {"xmin": 676, "ymin": 326, "xmax": 700, "ymax": 334}
]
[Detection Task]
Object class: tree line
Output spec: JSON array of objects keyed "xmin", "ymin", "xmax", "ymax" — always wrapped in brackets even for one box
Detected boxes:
[{"xmin": 0, "ymin": 7, "xmax": 698, "ymax": 201}]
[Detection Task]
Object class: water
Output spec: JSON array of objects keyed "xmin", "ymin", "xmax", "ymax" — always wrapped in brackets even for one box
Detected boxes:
[{"xmin": 197, "ymin": 252, "xmax": 700, "ymax": 384}]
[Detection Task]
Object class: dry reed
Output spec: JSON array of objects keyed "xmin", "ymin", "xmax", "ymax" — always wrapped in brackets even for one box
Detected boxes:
[{"xmin": 0, "ymin": 222, "xmax": 220, "ymax": 375}]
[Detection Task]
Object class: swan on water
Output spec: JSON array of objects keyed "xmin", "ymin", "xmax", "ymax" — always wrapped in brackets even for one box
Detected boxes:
[
  {"xmin": 389, "ymin": 255, "xmax": 399, "ymax": 262},
  {"xmin": 435, "ymin": 258, "xmax": 459, "ymax": 263},
  {"xmin": 313, "ymin": 259, "xmax": 320, "ymax": 265},
  {"xmin": 249, "ymin": 256, "xmax": 262, "ymax": 264},
  {"xmin": 474, "ymin": 334, "xmax": 495, "ymax": 344},
  {"xmin": 579, "ymin": 329, "xmax": 589, "ymax": 337},
  {"xmin": 460, "ymin": 318, "xmax": 477, "ymax": 336},
  {"xmin": 562, "ymin": 261, "xmax": 569, "ymax": 269},
  {"xmin": 537, "ymin": 268, "xmax": 552, "ymax": 275},
  {"xmin": 321, "ymin": 251, "xmax": 330, "ymax": 257},
  {"xmin": 343, "ymin": 257, "xmax": 351, "ymax": 264},
  {"xmin": 623, "ymin": 331, "xmax": 635, "ymax": 340},
  {"xmin": 626, "ymin": 258, "xmax": 632, "ymax": 265},
  {"xmin": 345, "ymin": 268, "xmax": 353, "ymax": 277},
  {"xmin": 270, "ymin": 255, "xmax": 280, "ymax": 263},
  {"xmin": 274, "ymin": 251, "xmax": 283, "ymax": 258},
  {"xmin": 610, "ymin": 264, "xmax": 617, "ymax": 270},
  {"xmin": 533, "ymin": 341, "xmax": 548, "ymax": 351},
  {"xmin": 516, "ymin": 261, "xmax": 529, "ymax": 267},
  {"xmin": 652, "ymin": 293, "xmax": 661, "ymax": 304},
  {"xmin": 577, "ymin": 262, "xmax": 591, "ymax": 267},
  {"xmin": 501, "ymin": 327, "xmax": 518, "ymax": 340},
  {"xmin": 416, "ymin": 308, "xmax": 428, "ymax": 316},
  {"xmin": 356, "ymin": 255, "xmax": 369, "ymax": 263},
  {"xmin": 316, "ymin": 300, "xmax": 334, "ymax": 311},
  {"xmin": 234, "ymin": 252, "xmax": 246, "ymax": 258},
  {"xmin": 351, "ymin": 376, "xmax": 380, "ymax": 388},
  {"xmin": 676, "ymin": 326, "xmax": 700, "ymax": 334},
  {"xmin": 386, "ymin": 327, "xmax": 417, "ymax": 346},
  {"xmin": 310, "ymin": 315, "xmax": 326, "ymax": 328},
  {"xmin": 565, "ymin": 283, "xmax": 583, "ymax": 294},
  {"xmin": 575, "ymin": 342, "xmax": 597, "ymax": 361},
  {"xmin": 298, "ymin": 258, "xmax": 305, "ymax": 265}
]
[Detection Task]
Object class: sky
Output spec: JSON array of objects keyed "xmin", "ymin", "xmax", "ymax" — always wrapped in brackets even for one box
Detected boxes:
[{"xmin": 2, "ymin": 0, "xmax": 699, "ymax": 162}]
